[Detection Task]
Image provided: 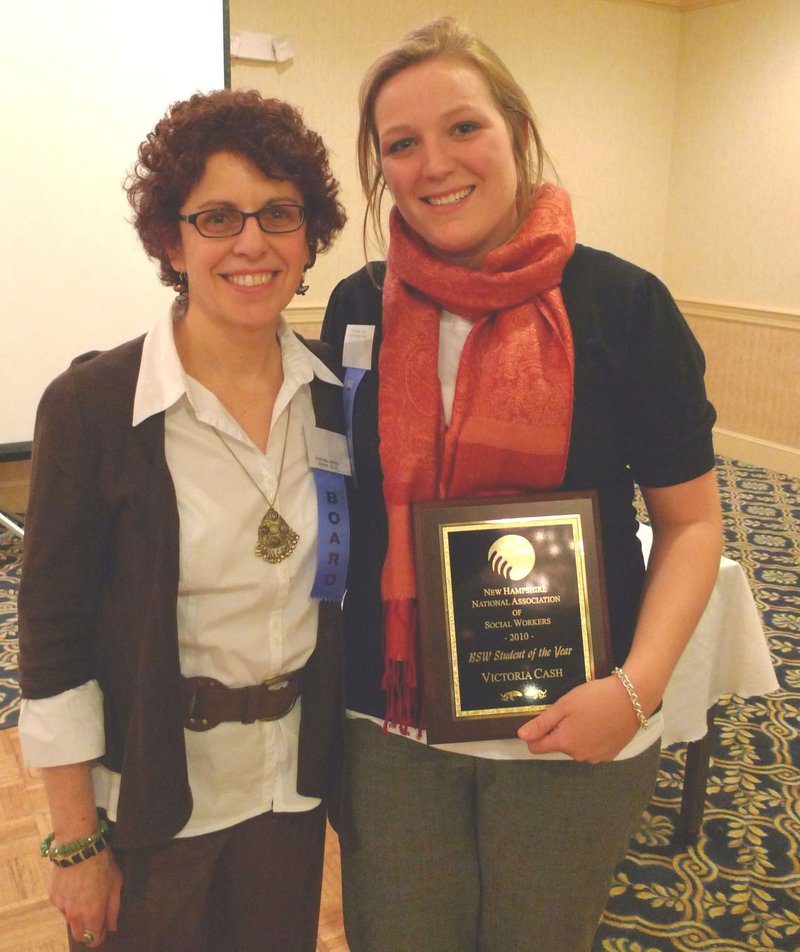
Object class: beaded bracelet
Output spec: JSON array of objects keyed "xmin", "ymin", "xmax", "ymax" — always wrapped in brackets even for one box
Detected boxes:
[
  {"xmin": 40, "ymin": 818, "xmax": 109, "ymax": 863},
  {"xmin": 612, "ymin": 667, "xmax": 649, "ymax": 729},
  {"xmin": 48, "ymin": 835, "xmax": 109, "ymax": 868}
]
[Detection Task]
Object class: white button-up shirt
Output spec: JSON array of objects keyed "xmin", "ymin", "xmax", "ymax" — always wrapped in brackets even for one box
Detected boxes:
[{"xmin": 20, "ymin": 311, "xmax": 342, "ymax": 835}]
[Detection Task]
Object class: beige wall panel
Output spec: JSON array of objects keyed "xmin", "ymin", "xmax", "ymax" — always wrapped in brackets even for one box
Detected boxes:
[
  {"xmin": 685, "ymin": 312, "xmax": 800, "ymax": 449},
  {"xmin": 665, "ymin": 0, "xmax": 800, "ymax": 311}
]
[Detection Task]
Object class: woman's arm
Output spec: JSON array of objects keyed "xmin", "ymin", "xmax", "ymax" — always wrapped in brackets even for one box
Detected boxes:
[
  {"xmin": 41, "ymin": 764, "xmax": 123, "ymax": 947},
  {"xmin": 618, "ymin": 469, "xmax": 723, "ymax": 715},
  {"xmin": 20, "ymin": 366, "xmax": 125, "ymax": 944},
  {"xmin": 517, "ymin": 469, "xmax": 722, "ymax": 761}
]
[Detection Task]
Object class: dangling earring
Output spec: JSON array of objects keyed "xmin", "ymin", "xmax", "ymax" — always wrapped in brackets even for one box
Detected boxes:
[
  {"xmin": 295, "ymin": 258, "xmax": 311, "ymax": 296},
  {"xmin": 174, "ymin": 272, "xmax": 188, "ymax": 306}
]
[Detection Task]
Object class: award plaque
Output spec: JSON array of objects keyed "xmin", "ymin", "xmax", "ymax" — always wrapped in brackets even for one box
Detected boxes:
[{"xmin": 413, "ymin": 492, "xmax": 611, "ymax": 744}]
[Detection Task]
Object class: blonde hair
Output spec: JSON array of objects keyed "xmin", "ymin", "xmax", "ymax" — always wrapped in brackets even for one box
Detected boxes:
[{"xmin": 357, "ymin": 17, "xmax": 546, "ymax": 257}]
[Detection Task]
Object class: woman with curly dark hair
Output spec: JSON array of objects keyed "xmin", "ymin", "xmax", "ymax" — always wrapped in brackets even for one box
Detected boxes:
[{"xmin": 18, "ymin": 89, "xmax": 348, "ymax": 952}]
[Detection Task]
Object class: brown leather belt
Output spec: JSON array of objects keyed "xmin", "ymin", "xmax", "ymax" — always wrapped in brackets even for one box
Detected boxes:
[{"xmin": 181, "ymin": 670, "xmax": 303, "ymax": 732}]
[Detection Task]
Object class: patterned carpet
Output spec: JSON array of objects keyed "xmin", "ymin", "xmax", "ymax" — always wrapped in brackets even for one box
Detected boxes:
[
  {"xmin": 0, "ymin": 456, "xmax": 798, "ymax": 950},
  {"xmin": 596, "ymin": 456, "xmax": 800, "ymax": 952},
  {"xmin": 0, "ymin": 520, "xmax": 20, "ymax": 730}
]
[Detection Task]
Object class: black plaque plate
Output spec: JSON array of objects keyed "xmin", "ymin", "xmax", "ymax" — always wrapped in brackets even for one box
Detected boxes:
[{"xmin": 413, "ymin": 492, "xmax": 611, "ymax": 744}]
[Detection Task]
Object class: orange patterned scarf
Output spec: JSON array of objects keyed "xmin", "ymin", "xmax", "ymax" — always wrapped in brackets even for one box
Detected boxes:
[{"xmin": 379, "ymin": 184, "xmax": 577, "ymax": 730}]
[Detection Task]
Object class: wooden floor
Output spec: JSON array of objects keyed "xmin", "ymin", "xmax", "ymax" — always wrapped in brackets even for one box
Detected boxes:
[{"xmin": 0, "ymin": 727, "xmax": 349, "ymax": 951}]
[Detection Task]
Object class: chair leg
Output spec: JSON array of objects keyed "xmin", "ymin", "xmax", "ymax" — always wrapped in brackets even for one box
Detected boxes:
[
  {"xmin": 0, "ymin": 510, "xmax": 24, "ymax": 538},
  {"xmin": 680, "ymin": 704, "xmax": 718, "ymax": 843}
]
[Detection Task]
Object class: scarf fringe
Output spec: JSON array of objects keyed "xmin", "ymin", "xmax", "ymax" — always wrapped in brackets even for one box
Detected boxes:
[{"xmin": 382, "ymin": 600, "xmax": 423, "ymax": 732}]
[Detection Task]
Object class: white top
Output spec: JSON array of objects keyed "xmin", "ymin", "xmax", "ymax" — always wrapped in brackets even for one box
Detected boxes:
[
  {"xmin": 19, "ymin": 311, "xmax": 342, "ymax": 835},
  {"xmin": 349, "ymin": 308, "xmax": 663, "ymax": 761}
]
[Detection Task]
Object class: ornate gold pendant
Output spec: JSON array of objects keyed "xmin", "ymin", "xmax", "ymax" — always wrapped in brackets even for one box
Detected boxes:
[{"xmin": 255, "ymin": 507, "xmax": 300, "ymax": 563}]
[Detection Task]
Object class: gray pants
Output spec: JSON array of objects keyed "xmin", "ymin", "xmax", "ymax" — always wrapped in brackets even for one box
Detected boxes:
[{"xmin": 340, "ymin": 719, "xmax": 660, "ymax": 952}]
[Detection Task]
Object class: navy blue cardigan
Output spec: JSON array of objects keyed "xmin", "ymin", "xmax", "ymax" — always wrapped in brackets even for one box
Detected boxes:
[{"xmin": 321, "ymin": 246, "xmax": 716, "ymax": 721}]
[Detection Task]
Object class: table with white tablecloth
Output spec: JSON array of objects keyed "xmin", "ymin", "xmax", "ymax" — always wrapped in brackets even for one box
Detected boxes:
[{"xmin": 637, "ymin": 523, "xmax": 780, "ymax": 837}]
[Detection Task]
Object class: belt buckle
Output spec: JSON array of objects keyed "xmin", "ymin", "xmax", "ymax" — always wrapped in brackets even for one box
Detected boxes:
[
  {"xmin": 265, "ymin": 673, "xmax": 291, "ymax": 692},
  {"xmin": 257, "ymin": 672, "xmax": 298, "ymax": 721}
]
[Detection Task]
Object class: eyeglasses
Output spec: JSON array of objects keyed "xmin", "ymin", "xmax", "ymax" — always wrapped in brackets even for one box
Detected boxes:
[{"xmin": 178, "ymin": 203, "xmax": 306, "ymax": 238}]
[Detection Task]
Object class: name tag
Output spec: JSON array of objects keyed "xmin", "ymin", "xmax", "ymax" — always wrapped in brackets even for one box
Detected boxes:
[
  {"xmin": 343, "ymin": 324, "xmax": 375, "ymax": 370},
  {"xmin": 304, "ymin": 425, "xmax": 351, "ymax": 477}
]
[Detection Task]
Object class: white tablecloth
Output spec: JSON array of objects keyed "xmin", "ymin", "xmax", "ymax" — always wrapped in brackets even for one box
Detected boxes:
[{"xmin": 637, "ymin": 523, "xmax": 780, "ymax": 747}]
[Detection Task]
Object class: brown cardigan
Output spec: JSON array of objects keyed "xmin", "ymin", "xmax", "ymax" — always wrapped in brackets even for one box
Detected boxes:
[{"xmin": 18, "ymin": 335, "xmax": 344, "ymax": 851}]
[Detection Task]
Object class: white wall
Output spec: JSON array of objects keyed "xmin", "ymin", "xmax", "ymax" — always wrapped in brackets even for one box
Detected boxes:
[
  {"xmin": 664, "ymin": 0, "xmax": 800, "ymax": 310},
  {"xmin": 0, "ymin": 0, "xmax": 226, "ymax": 445}
]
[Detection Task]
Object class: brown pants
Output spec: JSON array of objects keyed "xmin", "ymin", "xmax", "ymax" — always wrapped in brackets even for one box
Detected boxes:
[{"xmin": 69, "ymin": 806, "xmax": 326, "ymax": 952}]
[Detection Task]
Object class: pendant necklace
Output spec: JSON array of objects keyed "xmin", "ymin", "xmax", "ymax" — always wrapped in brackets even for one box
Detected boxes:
[{"xmin": 216, "ymin": 404, "xmax": 300, "ymax": 564}]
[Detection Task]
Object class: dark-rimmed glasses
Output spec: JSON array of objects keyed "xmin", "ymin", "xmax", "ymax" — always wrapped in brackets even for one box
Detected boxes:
[{"xmin": 178, "ymin": 204, "xmax": 306, "ymax": 238}]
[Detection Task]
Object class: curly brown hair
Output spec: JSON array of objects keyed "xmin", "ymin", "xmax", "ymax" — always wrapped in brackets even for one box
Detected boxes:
[{"xmin": 126, "ymin": 89, "xmax": 346, "ymax": 287}]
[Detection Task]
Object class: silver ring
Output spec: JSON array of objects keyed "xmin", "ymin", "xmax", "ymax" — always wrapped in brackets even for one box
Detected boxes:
[{"xmin": 82, "ymin": 931, "xmax": 96, "ymax": 946}]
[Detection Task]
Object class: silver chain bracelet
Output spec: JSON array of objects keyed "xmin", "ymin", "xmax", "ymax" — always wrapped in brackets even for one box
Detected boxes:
[{"xmin": 612, "ymin": 666, "xmax": 649, "ymax": 729}]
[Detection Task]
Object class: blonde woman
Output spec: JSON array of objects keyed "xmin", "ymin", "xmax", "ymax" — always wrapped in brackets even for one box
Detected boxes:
[{"xmin": 321, "ymin": 18, "xmax": 722, "ymax": 952}]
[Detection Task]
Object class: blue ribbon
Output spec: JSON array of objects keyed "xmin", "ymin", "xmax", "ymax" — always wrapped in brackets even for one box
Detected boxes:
[
  {"xmin": 310, "ymin": 469, "xmax": 350, "ymax": 601},
  {"xmin": 343, "ymin": 367, "xmax": 366, "ymax": 489}
]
